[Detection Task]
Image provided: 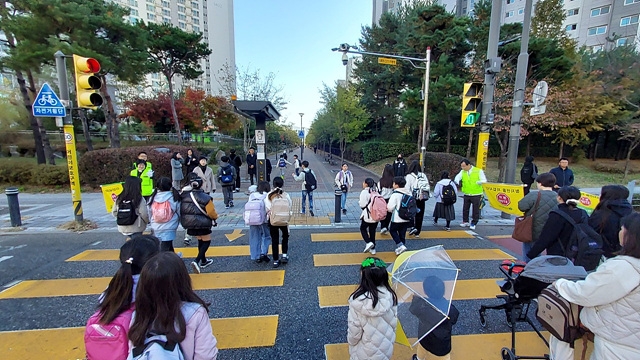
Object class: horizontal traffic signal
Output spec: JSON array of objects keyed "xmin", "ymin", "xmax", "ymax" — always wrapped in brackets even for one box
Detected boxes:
[
  {"xmin": 73, "ymin": 55, "xmax": 103, "ymax": 109},
  {"xmin": 461, "ymin": 82, "xmax": 483, "ymax": 128}
]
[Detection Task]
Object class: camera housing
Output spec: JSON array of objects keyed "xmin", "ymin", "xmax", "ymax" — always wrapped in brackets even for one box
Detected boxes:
[
  {"xmin": 339, "ymin": 43, "xmax": 350, "ymax": 51},
  {"xmin": 342, "ymin": 53, "xmax": 348, "ymax": 66}
]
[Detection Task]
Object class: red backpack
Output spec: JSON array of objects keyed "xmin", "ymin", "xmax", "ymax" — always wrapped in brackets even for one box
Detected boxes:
[
  {"xmin": 368, "ymin": 190, "xmax": 387, "ymax": 222},
  {"xmin": 151, "ymin": 200, "xmax": 174, "ymax": 223},
  {"xmin": 84, "ymin": 305, "xmax": 135, "ymax": 360}
]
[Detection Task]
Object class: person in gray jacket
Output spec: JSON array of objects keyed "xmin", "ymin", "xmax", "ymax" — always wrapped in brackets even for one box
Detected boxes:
[
  {"xmin": 517, "ymin": 172, "xmax": 558, "ymax": 261},
  {"xmin": 171, "ymin": 152, "xmax": 184, "ymax": 189}
]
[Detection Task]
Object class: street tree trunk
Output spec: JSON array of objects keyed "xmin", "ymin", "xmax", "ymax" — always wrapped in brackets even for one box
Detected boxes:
[
  {"xmin": 167, "ymin": 78, "xmax": 182, "ymax": 145},
  {"xmin": 78, "ymin": 109, "xmax": 94, "ymax": 151},
  {"xmin": 100, "ymin": 76, "xmax": 120, "ymax": 148},
  {"xmin": 15, "ymin": 70, "xmax": 46, "ymax": 164},
  {"xmin": 624, "ymin": 140, "xmax": 639, "ymax": 180},
  {"xmin": 28, "ymin": 70, "xmax": 55, "ymax": 165}
]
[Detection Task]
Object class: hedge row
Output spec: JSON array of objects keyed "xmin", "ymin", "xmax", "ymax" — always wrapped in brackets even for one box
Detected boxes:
[
  {"xmin": 407, "ymin": 152, "xmax": 465, "ymax": 186},
  {"xmin": 0, "ymin": 160, "xmax": 70, "ymax": 186},
  {"xmin": 360, "ymin": 142, "xmax": 419, "ymax": 165}
]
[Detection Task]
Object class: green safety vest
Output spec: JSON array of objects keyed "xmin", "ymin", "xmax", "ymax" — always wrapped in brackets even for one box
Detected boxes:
[
  {"xmin": 461, "ymin": 166, "xmax": 484, "ymax": 195},
  {"xmin": 130, "ymin": 168, "xmax": 154, "ymax": 196}
]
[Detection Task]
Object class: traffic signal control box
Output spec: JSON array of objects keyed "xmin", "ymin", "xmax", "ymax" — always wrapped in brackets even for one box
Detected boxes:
[
  {"xmin": 73, "ymin": 55, "xmax": 104, "ymax": 109},
  {"xmin": 461, "ymin": 82, "xmax": 483, "ymax": 127}
]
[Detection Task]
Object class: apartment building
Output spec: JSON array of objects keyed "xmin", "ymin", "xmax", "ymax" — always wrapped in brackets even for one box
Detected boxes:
[{"xmin": 372, "ymin": 0, "xmax": 459, "ymax": 24}]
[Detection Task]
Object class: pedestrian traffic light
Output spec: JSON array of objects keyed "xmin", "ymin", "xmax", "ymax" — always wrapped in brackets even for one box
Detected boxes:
[
  {"xmin": 461, "ymin": 82, "xmax": 483, "ymax": 127},
  {"xmin": 73, "ymin": 55, "xmax": 103, "ymax": 109}
]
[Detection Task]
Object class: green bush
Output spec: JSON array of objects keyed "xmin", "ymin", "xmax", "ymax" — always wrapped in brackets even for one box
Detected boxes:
[
  {"xmin": 32, "ymin": 165, "xmax": 70, "ymax": 185},
  {"xmin": 0, "ymin": 160, "xmax": 70, "ymax": 186},
  {"xmin": 0, "ymin": 161, "xmax": 35, "ymax": 183},
  {"xmin": 408, "ymin": 152, "xmax": 464, "ymax": 185},
  {"xmin": 359, "ymin": 142, "xmax": 418, "ymax": 164},
  {"xmin": 78, "ymin": 146, "xmax": 192, "ymax": 187}
]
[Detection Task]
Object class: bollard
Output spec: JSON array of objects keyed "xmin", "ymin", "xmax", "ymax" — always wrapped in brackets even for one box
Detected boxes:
[
  {"xmin": 5, "ymin": 187, "xmax": 22, "ymax": 227},
  {"xmin": 334, "ymin": 188, "xmax": 342, "ymax": 223}
]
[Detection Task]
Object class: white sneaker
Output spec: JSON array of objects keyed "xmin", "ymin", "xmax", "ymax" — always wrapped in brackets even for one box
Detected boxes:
[
  {"xmin": 363, "ymin": 242, "xmax": 375, "ymax": 253},
  {"xmin": 460, "ymin": 222, "xmax": 469, "ymax": 227},
  {"xmin": 395, "ymin": 244, "xmax": 407, "ymax": 255},
  {"xmin": 470, "ymin": 224, "xmax": 476, "ymax": 230},
  {"xmin": 380, "ymin": 228, "xmax": 388, "ymax": 235},
  {"xmin": 191, "ymin": 261, "xmax": 201, "ymax": 274},
  {"xmin": 370, "ymin": 249, "xmax": 377, "ymax": 255}
]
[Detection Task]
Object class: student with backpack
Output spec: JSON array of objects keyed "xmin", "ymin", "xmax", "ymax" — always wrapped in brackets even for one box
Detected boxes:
[
  {"xmin": 387, "ymin": 176, "xmax": 415, "ymax": 256},
  {"xmin": 293, "ymin": 154, "xmax": 301, "ymax": 176},
  {"xmin": 359, "ymin": 178, "xmax": 385, "ymax": 255},
  {"xmin": 549, "ymin": 212, "xmax": 640, "ymax": 360},
  {"xmin": 180, "ymin": 173, "xmax": 219, "ymax": 274},
  {"xmin": 588, "ymin": 184, "xmax": 633, "ymax": 258},
  {"xmin": 265, "ymin": 176, "xmax": 292, "ymax": 268},
  {"xmin": 228, "ymin": 149, "xmax": 243, "ymax": 192},
  {"xmin": 277, "ymin": 154, "xmax": 292, "ymax": 178},
  {"xmin": 405, "ymin": 161, "xmax": 430, "ymax": 237},
  {"xmin": 335, "ymin": 163, "xmax": 354, "ymax": 215},
  {"xmin": 217, "ymin": 156, "xmax": 236, "ymax": 209},
  {"xmin": 193, "ymin": 156, "xmax": 216, "ymax": 196},
  {"xmin": 520, "ymin": 156, "xmax": 538, "ymax": 195},
  {"xmin": 127, "ymin": 252, "xmax": 219, "ymax": 360},
  {"xmin": 348, "ymin": 257, "xmax": 398, "ymax": 360},
  {"xmin": 378, "ymin": 164, "xmax": 395, "ymax": 234},
  {"xmin": 527, "ymin": 186, "xmax": 603, "ymax": 271},
  {"xmin": 517, "ymin": 173, "xmax": 559, "ymax": 261},
  {"xmin": 84, "ymin": 236, "xmax": 160, "ymax": 360},
  {"xmin": 432, "ymin": 171, "xmax": 458, "ymax": 231},
  {"xmin": 113, "ymin": 176, "xmax": 149, "ymax": 240},
  {"xmin": 148, "ymin": 177, "xmax": 181, "ymax": 253},
  {"xmin": 247, "ymin": 181, "xmax": 272, "ymax": 264},
  {"xmin": 292, "ymin": 160, "xmax": 317, "ymax": 216}
]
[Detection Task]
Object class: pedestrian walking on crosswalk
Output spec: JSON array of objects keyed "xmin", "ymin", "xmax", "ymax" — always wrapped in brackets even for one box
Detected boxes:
[
  {"xmin": 432, "ymin": 171, "xmax": 457, "ymax": 231},
  {"xmin": 359, "ymin": 178, "xmax": 380, "ymax": 255},
  {"xmin": 387, "ymin": 176, "xmax": 413, "ymax": 255},
  {"xmin": 247, "ymin": 181, "xmax": 272, "ymax": 264},
  {"xmin": 148, "ymin": 177, "xmax": 181, "ymax": 254},
  {"xmin": 113, "ymin": 176, "xmax": 149, "ymax": 241},
  {"xmin": 378, "ymin": 164, "xmax": 395, "ymax": 234},
  {"xmin": 265, "ymin": 177, "xmax": 292, "ymax": 268}
]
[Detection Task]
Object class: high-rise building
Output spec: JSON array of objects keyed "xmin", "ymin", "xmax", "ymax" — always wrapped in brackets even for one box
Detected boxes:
[{"xmin": 373, "ymin": 0, "xmax": 459, "ymax": 24}]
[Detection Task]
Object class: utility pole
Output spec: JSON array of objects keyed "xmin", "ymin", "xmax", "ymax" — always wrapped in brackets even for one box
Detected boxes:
[
  {"xmin": 420, "ymin": 48, "xmax": 431, "ymax": 171},
  {"xmin": 504, "ymin": 0, "xmax": 534, "ymax": 185},
  {"xmin": 299, "ymin": 112, "xmax": 304, "ymax": 161}
]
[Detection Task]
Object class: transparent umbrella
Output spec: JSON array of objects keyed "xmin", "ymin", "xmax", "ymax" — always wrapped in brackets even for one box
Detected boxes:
[{"xmin": 390, "ymin": 245, "xmax": 460, "ymax": 348}]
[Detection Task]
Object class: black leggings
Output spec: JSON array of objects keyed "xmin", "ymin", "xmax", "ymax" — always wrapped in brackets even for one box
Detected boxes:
[
  {"xmin": 269, "ymin": 224, "xmax": 289, "ymax": 261},
  {"xmin": 196, "ymin": 240, "xmax": 211, "ymax": 264},
  {"xmin": 160, "ymin": 241, "xmax": 175, "ymax": 252},
  {"xmin": 360, "ymin": 220, "xmax": 377, "ymax": 246}
]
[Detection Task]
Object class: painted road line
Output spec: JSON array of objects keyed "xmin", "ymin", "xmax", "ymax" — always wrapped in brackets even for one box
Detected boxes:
[
  {"xmin": 311, "ymin": 230, "xmax": 474, "ymax": 242},
  {"xmin": 318, "ymin": 278, "xmax": 502, "ymax": 308},
  {"xmin": 66, "ymin": 245, "xmax": 283, "ymax": 262},
  {"xmin": 324, "ymin": 331, "xmax": 593, "ymax": 359},
  {"xmin": 0, "ymin": 315, "xmax": 278, "ymax": 359},
  {"xmin": 0, "ymin": 256, "xmax": 13, "ymax": 263},
  {"xmin": 487, "ymin": 234, "xmax": 513, "ymax": 239},
  {"xmin": 314, "ymin": 248, "xmax": 513, "ymax": 267},
  {"xmin": 0, "ymin": 271, "xmax": 285, "ymax": 299}
]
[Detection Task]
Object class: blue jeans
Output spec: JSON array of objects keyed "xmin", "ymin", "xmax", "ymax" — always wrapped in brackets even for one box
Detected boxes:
[
  {"xmin": 522, "ymin": 241, "xmax": 534, "ymax": 262},
  {"xmin": 260, "ymin": 223, "xmax": 271, "ymax": 255},
  {"xmin": 249, "ymin": 223, "xmax": 272, "ymax": 260},
  {"xmin": 301, "ymin": 190, "xmax": 314, "ymax": 212},
  {"xmin": 340, "ymin": 191, "xmax": 347, "ymax": 210}
]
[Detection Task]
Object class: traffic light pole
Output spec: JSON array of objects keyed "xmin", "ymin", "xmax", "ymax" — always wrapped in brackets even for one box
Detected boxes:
[
  {"xmin": 504, "ymin": 0, "xmax": 533, "ymax": 185},
  {"xmin": 420, "ymin": 47, "xmax": 431, "ymax": 171},
  {"xmin": 55, "ymin": 51, "xmax": 84, "ymax": 223}
]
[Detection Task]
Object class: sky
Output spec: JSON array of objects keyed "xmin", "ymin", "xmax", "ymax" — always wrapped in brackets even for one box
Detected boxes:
[{"xmin": 233, "ymin": 0, "xmax": 373, "ymax": 132}]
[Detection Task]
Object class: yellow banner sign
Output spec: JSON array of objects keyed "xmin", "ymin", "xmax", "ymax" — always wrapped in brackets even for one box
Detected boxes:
[
  {"xmin": 577, "ymin": 191, "xmax": 599, "ymax": 215},
  {"xmin": 377, "ymin": 57, "xmax": 397, "ymax": 66},
  {"xmin": 100, "ymin": 182, "xmax": 124, "ymax": 213}
]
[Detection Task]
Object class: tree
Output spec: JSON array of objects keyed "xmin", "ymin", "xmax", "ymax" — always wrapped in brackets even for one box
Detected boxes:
[
  {"xmin": 531, "ymin": 0, "xmax": 575, "ymax": 50},
  {"xmin": 140, "ymin": 22, "xmax": 211, "ymax": 144}
]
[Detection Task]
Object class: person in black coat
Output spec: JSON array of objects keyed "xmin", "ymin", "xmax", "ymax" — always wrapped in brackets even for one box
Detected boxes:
[
  {"xmin": 246, "ymin": 147, "xmax": 257, "ymax": 186},
  {"xmin": 527, "ymin": 186, "xmax": 588, "ymax": 260},
  {"xmin": 229, "ymin": 149, "xmax": 243, "ymax": 192},
  {"xmin": 394, "ymin": 154, "xmax": 407, "ymax": 177},
  {"xmin": 265, "ymin": 158, "xmax": 272, "ymax": 182},
  {"xmin": 185, "ymin": 149, "xmax": 198, "ymax": 175},
  {"xmin": 589, "ymin": 184, "xmax": 633, "ymax": 258},
  {"xmin": 520, "ymin": 155, "xmax": 538, "ymax": 195},
  {"xmin": 549, "ymin": 157, "xmax": 574, "ymax": 191}
]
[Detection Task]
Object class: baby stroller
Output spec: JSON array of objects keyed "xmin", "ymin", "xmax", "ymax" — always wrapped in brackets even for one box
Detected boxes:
[{"xmin": 478, "ymin": 256, "xmax": 587, "ymax": 360}]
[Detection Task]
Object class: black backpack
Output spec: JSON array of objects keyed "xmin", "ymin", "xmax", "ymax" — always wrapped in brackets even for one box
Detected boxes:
[
  {"xmin": 116, "ymin": 200, "xmax": 138, "ymax": 226},
  {"xmin": 441, "ymin": 181, "xmax": 457, "ymax": 206},
  {"xmin": 395, "ymin": 191, "xmax": 417, "ymax": 221},
  {"xmin": 520, "ymin": 164, "xmax": 536, "ymax": 183},
  {"xmin": 304, "ymin": 170, "xmax": 317, "ymax": 192},
  {"xmin": 553, "ymin": 210, "xmax": 603, "ymax": 271}
]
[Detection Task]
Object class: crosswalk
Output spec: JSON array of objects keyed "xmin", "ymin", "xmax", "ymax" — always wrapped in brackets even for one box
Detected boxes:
[{"xmin": 0, "ymin": 229, "xmax": 593, "ymax": 359}]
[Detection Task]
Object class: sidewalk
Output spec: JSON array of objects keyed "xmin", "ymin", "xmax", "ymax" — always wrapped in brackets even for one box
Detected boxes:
[{"xmin": 0, "ymin": 147, "xmax": 603, "ymax": 233}]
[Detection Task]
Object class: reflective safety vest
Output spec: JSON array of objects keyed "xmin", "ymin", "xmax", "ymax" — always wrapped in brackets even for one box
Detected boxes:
[
  {"xmin": 461, "ymin": 166, "xmax": 483, "ymax": 195},
  {"xmin": 130, "ymin": 168, "xmax": 154, "ymax": 196}
]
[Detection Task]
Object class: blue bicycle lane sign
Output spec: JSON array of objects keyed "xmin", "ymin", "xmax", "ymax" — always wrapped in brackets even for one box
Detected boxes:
[{"xmin": 32, "ymin": 83, "xmax": 66, "ymax": 117}]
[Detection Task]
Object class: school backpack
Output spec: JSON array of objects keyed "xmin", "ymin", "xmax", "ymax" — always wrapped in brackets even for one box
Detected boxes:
[
  {"xmin": 116, "ymin": 200, "xmax": 138, "ymax": 226},
  {"xmin": 368, "ymin": 190, "xmax": 387, "ymax": 222},
  {"xmin": 278, "ymin": 158, "xmax": 287, "ymax": 168},
  {"xmin": 520, "ymin": 163, "xmax": 536, "ymax": 183},
  {"xmin": 85, "ymin": 305, "xmax": 135, "ymax": 360},
  {"xmin": 269, "ymin": 194, "xmax": 291, "ymax": 226},
  {"xmin": 244, "ymin": 198, "xmax": 266, "ymax": 226},
  {"xmin": 304, "ymin": 171, "xmax": 317, "ymax": 192},
  {"xmin": 441, "ymin": 181, "xmax": 457, "ymax": 206},
  {"xmin": 128, "ymin": 303, "xmax": 199, "ymax": 360},
  {"xmin": 151, "ymin": 200, "xmax": 174, "ymax": 224},
  {"xmin": 395, "ymin": 191, "xmax": 417, "ymax": 221},
  {"xmin": 536, "ymin": 285, "xmax": 583, "ymax": 344},
  {"xmin": 220, "ymin": 165, "xmax": 234, "ymax": 185},
  {"xmin": 413, "ymin": 173, "xmax": 431, "ymax": 201},
  {"xmin": 553, "ymin": 210, "xmax": 603, "ymax": 272}
]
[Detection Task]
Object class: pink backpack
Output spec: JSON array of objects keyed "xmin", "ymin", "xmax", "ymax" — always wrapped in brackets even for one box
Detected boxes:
[
  {"xmin": 84, "ymin": 305, "xmax": 135, "ymax": 360},
  {"xmin": 151, "ymin": 200, "xmax": 174, "ymax": 223},
  {"xmin": 369, "ymin": 190, "xmax": 387, "ymax": 222}
]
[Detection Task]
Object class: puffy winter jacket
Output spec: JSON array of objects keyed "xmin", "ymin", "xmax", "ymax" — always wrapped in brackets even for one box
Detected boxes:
[
  {"xmin": 180, "ymin": 187, "xmax": 217, "ymax": 230},
  {"xmin": 555, "ymin": 256, "xmax": 640, "ymax": 359},
  {"xmin": 589, "ymin": 199, "xmax": 633, "ymax": 257},
  {"xmin": 347, "ymin": 286, "xmax": 397, "ymax": 360},
  {"xmin": 517, "ymin": 190, "xmax": 558, "ymax": 242}
]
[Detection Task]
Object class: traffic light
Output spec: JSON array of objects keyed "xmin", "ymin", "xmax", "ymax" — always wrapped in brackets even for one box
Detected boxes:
[
  {"xmin": 73, "ymin": 55, "xmax": 103, "ymax": 108},
  {"xmin": 461, "ymin": 82, "xmax": 483, "ymax": 127}
]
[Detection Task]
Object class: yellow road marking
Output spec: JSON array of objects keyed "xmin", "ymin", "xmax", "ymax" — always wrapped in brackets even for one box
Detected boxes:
[
  {"xmin": 225, "ymin": 229, "xmax": 245, "ymax": 241},
  {"xmin": 324, "ymin": 332, "xmax": 593, "ymax": 359},
  {"xmin": 0, "ymin": 315, "xmax": 278, "ymax": 359},
  {"xmin": 66, "ymin": 245, "xmax": 283, "ymax": 262},
  {"xmin": 311, "ymin": 230, "xmax": 474, "ymax": 241},
  {"xmin": 487, "ymin": 234, "xmax": 513, "ymax": 239},
  {"xmin": 0, "ymin": 271, "xmax": 285, "ymax": 299},
  {"xmin": 318, "ymin": 278, "xmax": 502, "ymax": 307},
  {"xmin": 314, "ymin": 249, "xmax": 513, "ymax": 267}
]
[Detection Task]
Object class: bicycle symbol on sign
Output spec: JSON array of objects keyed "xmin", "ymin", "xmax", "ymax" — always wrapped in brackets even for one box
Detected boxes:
[{"xmin": 37, "ymin": 94, "xmax": 58, "ymax": 106}]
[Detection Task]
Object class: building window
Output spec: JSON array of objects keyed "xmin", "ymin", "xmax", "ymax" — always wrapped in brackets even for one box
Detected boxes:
[
  {"xmin": 128, "ymin": 0, "xmax": 137, "ymax": 6},
  {"xmin": 590, "ymin": 6, "xmax": 610, "ymax": 17},
  {"xmin": 178, "ymin": 5, "xmax": 185, "ymax": 12},
  {"xmin": 129, "ymin": 8, "xmax": 139, "ymax": 16},
  {"xmin": 587, "ymin": 25, "xmax": 607, "ymax": 36},
  {"xmin": 625, "ymin": 0, "xmax": 640, "ymax": 5},
  {"xmin": 507, "ymin": 0, "xmax": 514, "ymax": 4},
  {"xmin": 617, "ymin": 38, "xmax": 629, "ymax": 46},
  {"xmin": 147, "ymin": 13, "xmax": 155, "ymax": 20},
  {"xmin": 567, "ymin": 8, "xmax": 579, "ymax": 16},
  {"xmin": 129, "ymin": 16, "xmax": 138, "ymax": 24},
  {"xmin": 621, "ymin": 15, "xmax": 639, "ymax": 26},
  {"xmin": 505, "ymin": 10, "xmax": 514, "ymax": 18},
  {"xmin": 162, "ymin": 1, "xmax": 169, "ymax": 7},
  {"xmin": 177, "ymin": 0, "xmax": 185, "ymax": 3},
  {"xmin": 178, "ymin": 13, "xmax": 186, "ymax": 20},
  {"xmin": 591, "ymin": 45, "xmax": 604, "ymax": 52},
  {"xmin": 518, "ymin": 8, "xmax": 524, "ymax": 15},
  {"xmin": 191, "ymin": 1, "xmax": 199, "ymax": 7},
  {"xmin": 163, "ymin": 17, "xmax": 171, "ymax": 23},
  {"xmin": 192, "ymin": 10, "xmax": 199, "ymax": 17},
  {"xmin": 179, "ymin": 21, "xmax": 186, "ymax": 29},
  {"xmin": 565, "ymin": 24, "xmax": 577, "ymax": 31},
  {"xmin": 193, "ymin": 25, "xmax": 200, "ymax": 33},
  {"xmin": 192, "ymin": 18, "xmax": 199, "ymax": 24},
  {"xmin": 162, "ymin": 9, "xmax": 170, "ymax": 16},
  {"xmin": 146, "ymin": 4, "xmax": 154, "ymax": 11}
]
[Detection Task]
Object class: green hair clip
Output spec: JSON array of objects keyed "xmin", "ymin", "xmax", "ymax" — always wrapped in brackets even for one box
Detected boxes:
[{"xmin": 362, "ymin": 257, "xmax": 386, "ymax": 269}]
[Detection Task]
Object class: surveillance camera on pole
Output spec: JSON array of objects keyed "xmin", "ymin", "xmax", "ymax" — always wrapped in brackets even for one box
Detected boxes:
[
  {"xmin": 339, "ymin": 43, "xmax": 350, "ymax": 52},
  {"xmin": 342, "ymin": 53, "xmax": 348, "ymax": 66}
]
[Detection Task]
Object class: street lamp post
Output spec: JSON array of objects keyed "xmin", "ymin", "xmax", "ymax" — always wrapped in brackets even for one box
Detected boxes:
[{"xmin": 299, "ymin": 112, "xmax": 304, "ymax": 161}]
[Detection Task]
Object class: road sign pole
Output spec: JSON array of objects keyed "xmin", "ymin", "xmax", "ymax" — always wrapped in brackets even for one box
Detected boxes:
[{"xmin": 55, "ymin": 51, "xmax": 83, "ymax": 223}]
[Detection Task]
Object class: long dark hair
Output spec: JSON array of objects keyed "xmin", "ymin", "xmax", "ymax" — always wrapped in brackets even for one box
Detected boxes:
[
  {"xmin": 268, "ymin": 176, "xmax": 285, "ymax": 201},
  {"xmin": 128, "ymin": 252, "xmax": 208, "ymax": 347},
  {"xmin": 379, "ymin": 164, "xmax": 395, "ymax": 188},
  {"xmin": 619, "ymin": 213, "xmax": 640, "ymax": 259},
  {"xmin": 171, "ymin": 152, "xmax": 180, "ymax": 160},
  {"xmin": 594, "ymin": 184, "xmax": 630, "ymax": 231},
  {"xmin": 349, "ymin": 257, "xmax": 398, "ymax": 308},
  {"xmin": 407, "ymin": 160, "xmax": 421, "ymax": 175},
  {"xmin": 148, "ymin": 177, "xmax": 180, "ymax": 204},
  {"xmin": 97, "ymin": 236, "xmax": 160, "ymax": 324},
  {"xmin": 116, "ymin": 176, "xmax": 143, "ymax": 207},
  {"xmin": 257, "ymin": 181, "xmax": 271, "ymax": 194}
]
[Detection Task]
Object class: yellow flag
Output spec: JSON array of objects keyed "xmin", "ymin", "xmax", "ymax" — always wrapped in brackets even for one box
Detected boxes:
[
  {"xmin": 481, "ymin": 183, "xmax": 526, "ymax": 216},
  {"xmin": 100, "ymin": 182, "xmax": 124, "ymax": 213},
  {"xmin": 578, "ymin": 191, "xmax": 600, "ymax": 215}
]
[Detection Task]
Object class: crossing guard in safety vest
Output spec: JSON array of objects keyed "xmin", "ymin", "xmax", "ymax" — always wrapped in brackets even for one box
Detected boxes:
[
  {"xmin": 131, "ymin": 159, "xmax": 154, "ymax": 198},
  {"xmin": 453, "ymin": 158, "xmax": 487, "ymax": 230}
]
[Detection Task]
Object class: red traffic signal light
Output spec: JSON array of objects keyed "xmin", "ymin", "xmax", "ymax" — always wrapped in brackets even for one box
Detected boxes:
[{"xmin": 73, "ymin": 55, "xmax": 103, "ymax": 108}]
